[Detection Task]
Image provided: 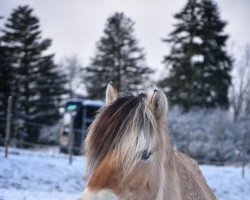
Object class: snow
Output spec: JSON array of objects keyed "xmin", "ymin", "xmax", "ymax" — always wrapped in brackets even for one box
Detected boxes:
[
  {"xmin": 202, "ymin": 165, "xmax": 250, "ymax": 200},
  {"xmin": 0, "ymin": 147, "xmax": 249, "ymax": 200},
  {"xmin": 66, "ymin": 98, "xmax": 104, "ymax": 107},
  {"xmin": 191, "ymin": 54, "xmax": 204, "ymax": 63},
  {"xmin": 82, "ymin": 99, "xmax": 103, "ymax": 107},
  {"xmin": 168, "ymin": 109, "xmax": 250, "ymax": 162},
  {"xmin": 193, "ymin": 36, "xmax": 202, "ymax": 44},
  {"xmin": 0, "ymin": 147, "xmax": 87, "ymax": 200},
  {"xmin": 38, "ymin": 124, "xmax": 60, "ymax": 144}
]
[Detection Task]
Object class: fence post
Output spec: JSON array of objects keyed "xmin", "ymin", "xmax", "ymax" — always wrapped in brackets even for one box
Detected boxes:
[
  {"xmin": 68, "ymin": 111, "xmax": 74, "ymax": 164},
  {"xmin": 242, "ymin": 130, "xmax": 247, "ymax": 178},
  {"xmin": 185, "ymin": 126, "xmax": 190, "ymax": 155},
  {"xmin": 4, "ymin": 96, "xmax": 13, "ymax": 158}
]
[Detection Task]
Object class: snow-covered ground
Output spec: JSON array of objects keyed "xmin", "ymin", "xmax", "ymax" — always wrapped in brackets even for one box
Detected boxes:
[
  {"xmin": 0, "ymin": 147, "xmax": 249, "ymax": 200},
  {"xmin": 0, "ymin": 147, "xmax": 86, "ymax": 200}
]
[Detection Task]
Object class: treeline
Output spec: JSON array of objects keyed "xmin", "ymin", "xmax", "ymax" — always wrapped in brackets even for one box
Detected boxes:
[
  {"xmin": 0, "ymin": 0, "xmax": 249, "ymax": 143},
  {"xmin": 0, "ymin": 6, "xmax": 67, "ymax": 142}
]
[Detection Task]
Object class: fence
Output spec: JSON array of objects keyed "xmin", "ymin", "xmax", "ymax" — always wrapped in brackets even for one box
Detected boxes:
[
  {"xmin": 2, "ymin": 97, "xmax": 250, "ymax": 176},
  {"xmin": 171, "ymin": 125, "xmax": 250, "ymax": 177},
  {"xmin": 3, "ymin": 125, "xmax": 249, "ymax": 177},
  {"xmin": 1, "ymin": 97, "xmax": 81, "ymax": 164}
]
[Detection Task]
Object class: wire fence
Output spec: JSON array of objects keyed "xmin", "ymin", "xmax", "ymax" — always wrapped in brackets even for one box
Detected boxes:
[
  {"xmin": 1, "ymin": 107, "xmax": 250, "ymax": 178},
  {"xmin": 2, "ymin": 130, "xmax": 249, "ymax": 163},
  {"xmin": 169, "ymin": 125, "xmax": 250, "ymax": 177}
]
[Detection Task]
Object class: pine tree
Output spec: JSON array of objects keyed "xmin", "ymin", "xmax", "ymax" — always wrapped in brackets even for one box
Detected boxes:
[
  {"xmin": 0, "ymin": 17, "xmax": 14, "ymax": 138},
  {"xmin": 85, "ymin": 12, "xmax": 152, "ymax": 99},
  {"xmin": 1, "ymin": 5, "xmax": 66, "ymax": 142},
  {"xmin": 34, "ymin": 56, "xmax": 66, "ymax": 126},
  {"xmin": 160, "ymin": 0, "xmax": 232, "ymax": 111}
]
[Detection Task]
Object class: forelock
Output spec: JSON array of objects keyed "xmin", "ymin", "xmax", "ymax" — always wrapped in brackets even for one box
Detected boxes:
[{"xmin": 85, "ymin": 92, "xmax": 157, "ymax": 175}]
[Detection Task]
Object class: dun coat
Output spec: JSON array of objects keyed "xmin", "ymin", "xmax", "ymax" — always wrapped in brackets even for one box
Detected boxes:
[{"xmin": 79, "ymin": 82, "xmax": 217, "ymax": 200}]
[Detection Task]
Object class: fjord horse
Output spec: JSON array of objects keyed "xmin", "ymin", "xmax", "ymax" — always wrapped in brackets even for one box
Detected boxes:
[{"xmin": 79, "ymin": 83, "xmax": 216, "ymax": 200}]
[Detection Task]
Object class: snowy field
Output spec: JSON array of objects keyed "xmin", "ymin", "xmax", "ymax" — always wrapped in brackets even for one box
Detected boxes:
[{"xmin": 0, "ymin": 147, "xmax": 249, "ymax": 200}]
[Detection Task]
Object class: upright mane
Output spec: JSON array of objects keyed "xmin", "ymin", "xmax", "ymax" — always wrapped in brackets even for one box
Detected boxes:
[{"xmin": 85, "ymin": 92, "xmax": 157, "ymax": 175}]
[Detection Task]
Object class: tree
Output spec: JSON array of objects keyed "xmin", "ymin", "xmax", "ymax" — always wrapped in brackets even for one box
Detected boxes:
[
  {"xmin": 34, "ymin": 55, "xmax": 67, "ymax": 126},
  {"xmin": 230, "ymin": 45, "xmax": 250, "ymax": 121},
  {"xmin": 160, "ymin": 0, "xmax": 232, "ymax": 111},
  {"xmin": 0, "ymin": 17, "xmax": 15, "ymax": 139},
  {"xmin": 1, "ymin": 5, "xmax": 66, "ymax": 142},
  {"xmin": 85, "ymin": 12, "xmax": 152, "ymax": 99},
  {"xmin": 61, "ymin": 55, "xmax": 84, "ymax": 98}
]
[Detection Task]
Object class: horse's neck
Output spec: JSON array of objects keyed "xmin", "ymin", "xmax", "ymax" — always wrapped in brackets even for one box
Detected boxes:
[
  {"xmin": 163, "ymin": 151, "xmax": 216, "ymax": 200},
  {"xmin": 161, "ymin": 149, "xmax": 183, "ymax": 200},
  {"xmin": 175, "ymin": 152, "xmax": 207, "ymax": 200}
]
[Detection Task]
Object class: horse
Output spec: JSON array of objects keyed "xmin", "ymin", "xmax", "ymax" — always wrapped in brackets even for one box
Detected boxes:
[{"xmin": 78, "ymin": 82, "xmax": 217, "ymax": 200}]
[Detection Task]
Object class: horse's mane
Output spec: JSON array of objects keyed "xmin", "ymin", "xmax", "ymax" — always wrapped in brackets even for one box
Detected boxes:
[{"xmin": 85, "ymin": 92, "xmax": 157, "ymax": 175}]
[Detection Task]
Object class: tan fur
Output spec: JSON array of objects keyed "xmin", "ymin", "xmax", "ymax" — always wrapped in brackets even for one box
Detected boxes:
[
  {"xmin": 79, "ymin": 85, "xmax": 217, "ymax": 200},
  {"xmin": 87, "ymin": 153, "xmax": 123, "ymax": 194}
]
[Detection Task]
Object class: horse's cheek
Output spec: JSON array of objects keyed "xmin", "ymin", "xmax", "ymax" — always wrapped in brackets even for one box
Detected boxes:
[{"xmin": 126, "ymin": 162, "xmax": 151, "ymax": 190}]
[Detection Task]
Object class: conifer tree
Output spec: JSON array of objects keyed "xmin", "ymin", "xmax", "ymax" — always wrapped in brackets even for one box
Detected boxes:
[
  {"xmin": 85, "ymin": 12, "xmax": 152, "ymax": 99},
  {"xmin": 0, "ymin": 18, "xmax": 14, "ymax": 138},
  {"xmin": 1, "ymin": 6, "xmax": 66, "ymax": 142},
  {"xmin": 160, "ymin": 0, "xmax": 232, "ymax": 111},
  {"xmin": 34, "ymin": 55, "xmax": 66, "ymax": 126}
]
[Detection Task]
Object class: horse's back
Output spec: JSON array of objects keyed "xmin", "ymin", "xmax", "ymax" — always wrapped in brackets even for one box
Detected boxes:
[{"xmin": 174, "ymin": 151, "xmax": 217, "ymax": 200}]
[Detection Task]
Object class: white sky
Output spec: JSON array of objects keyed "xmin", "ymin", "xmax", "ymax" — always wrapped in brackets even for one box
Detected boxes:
[{"xmin": 1, "ymin": 0, "xmax": 250, "ymax": 79}]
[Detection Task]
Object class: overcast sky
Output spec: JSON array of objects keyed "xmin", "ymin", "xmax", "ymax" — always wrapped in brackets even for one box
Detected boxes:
[{"xmin": 1, "ymin": 0, "xmax": 250, "ymax": 79}]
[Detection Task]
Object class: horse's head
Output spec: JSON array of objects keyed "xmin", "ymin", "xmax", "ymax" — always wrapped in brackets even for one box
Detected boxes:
[{"xmin": 79, "ymin": 83, "xmax": 171, "ymax": 200}]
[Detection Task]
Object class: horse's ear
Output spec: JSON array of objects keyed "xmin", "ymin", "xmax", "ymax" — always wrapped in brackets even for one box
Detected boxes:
[
  {"xmin": 105, "ymin": 82, "xmax": 118, "ymax": 105},
  {"xmin": 148, "ymin": 89, "xmax": 168, "ymax": 123}
]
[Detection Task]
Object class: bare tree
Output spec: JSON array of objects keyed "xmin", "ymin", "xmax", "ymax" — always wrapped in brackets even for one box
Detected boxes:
[
  {"xmin": 61, "ymin": 55, "xmax": 84, "ymax": 98},
  {"xmin": 230, "ymin": 45, "xmax": 250, "ymax": 121}
]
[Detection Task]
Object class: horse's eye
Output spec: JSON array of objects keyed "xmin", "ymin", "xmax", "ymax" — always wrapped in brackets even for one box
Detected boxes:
[{"xmin": 141, "ymin": 150, "xmax": 152, "ymax": 160}]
